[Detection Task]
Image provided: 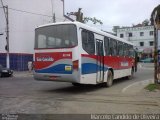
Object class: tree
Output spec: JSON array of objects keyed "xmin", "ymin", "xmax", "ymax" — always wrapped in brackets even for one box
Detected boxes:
[
  {"xmin": 150, "ymin": 4, "xmax": 160, "ymax": 84},
  {"xmin": 142, "ymin": 19, "xmax": 150, "ymax": 26},
  {"xmin": 83, "ymin": 17, "xmax": 103, "ymax": 25},
  {"xmin": 150, "ymin": 4, "xmax": 160, "ymax": 25}
]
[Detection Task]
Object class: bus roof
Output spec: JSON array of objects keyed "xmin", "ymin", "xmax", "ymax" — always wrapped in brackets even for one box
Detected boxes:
[{"xmin": 36, "ymin": 21, "xmax": 134, "ymax": 46}]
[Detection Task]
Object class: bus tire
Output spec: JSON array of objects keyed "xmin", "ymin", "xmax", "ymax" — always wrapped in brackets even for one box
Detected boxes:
[
  {"xmin": 72, "ymin": 83, "xmax": 81, "ymax": 86},
  {"xmin": 106, "ymin": 70, "xmax": 113, "ymax": 87},
  {"xmin": 128, "ymin": 68, "xmax": 134, "ymax": 80}
]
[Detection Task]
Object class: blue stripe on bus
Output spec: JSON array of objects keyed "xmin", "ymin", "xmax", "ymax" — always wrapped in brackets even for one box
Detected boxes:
[
  {"xmin": 35, "ymin": 64, "xmax": 72, "ymax": 74},
  {"xmin": 82, "ymin": 63, "xmax": 108, "ymax": 74}
]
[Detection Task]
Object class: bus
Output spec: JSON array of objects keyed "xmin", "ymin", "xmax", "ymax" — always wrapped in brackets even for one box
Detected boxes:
[{"xmin": 34, "ymin": 22, "xmax": 136, "ymax": 87}]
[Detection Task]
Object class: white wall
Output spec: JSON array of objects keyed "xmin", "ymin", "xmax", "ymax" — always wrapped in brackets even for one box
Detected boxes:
[
  {"xmin": 0, "ymin": 5, "xmax": 7, "ymax": 53},
  {"xmin": 0, "ymin": 0, "xmax": 66, "ymax": 54},
  {"xmin": 117, "ymin": 26, "xmax": 154, "ymax": 50}
]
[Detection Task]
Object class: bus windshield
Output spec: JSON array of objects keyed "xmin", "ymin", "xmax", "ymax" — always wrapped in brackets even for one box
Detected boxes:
[{"xmin": 35, "ymin": 24, "xmax": 77, "ymax": 49}]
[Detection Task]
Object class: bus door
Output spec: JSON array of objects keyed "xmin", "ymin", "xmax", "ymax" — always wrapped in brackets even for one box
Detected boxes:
[{"xmin": 96, "ymin": 39, "xmax": 104, "ymax": 83}]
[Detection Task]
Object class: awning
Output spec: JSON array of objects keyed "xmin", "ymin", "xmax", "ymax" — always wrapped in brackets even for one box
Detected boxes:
[{"xmin": 143, "ymin": 48, "xmax": 154, "ymax": 53}]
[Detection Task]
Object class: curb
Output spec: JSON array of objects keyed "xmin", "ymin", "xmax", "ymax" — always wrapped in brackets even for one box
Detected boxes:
[
  {"xmin": 122, "ymin": 79, "xmax": 154, "ymax": 94},
  {"xmin": 13, "ymin": 72, "xmax": 33, "ymax": 77}
]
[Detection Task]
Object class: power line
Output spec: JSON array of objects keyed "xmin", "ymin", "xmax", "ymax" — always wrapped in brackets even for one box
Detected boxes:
[
  {"xmin": 0, "ymin": 0, "xmax": 7, "ymax": 20},
  {"xmin": 0, "ymin": 7, "xmax": 67, "ymax": 21},
  {"xmin": 0, "ymin": 7, "xmax": 53, "ymax": 18},
  {"xmin": 9, "ymin": 7, "xmax": 53, "ymax": 18}
]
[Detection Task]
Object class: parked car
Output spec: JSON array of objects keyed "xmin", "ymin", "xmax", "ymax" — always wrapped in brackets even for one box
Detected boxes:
[
  {"xmin": 0, "ymin": 64, "xmax": 13, "ymax": 77},
  {"xmin": 140, "ymin": 58, "xmax": 154, "ymax": 63}
]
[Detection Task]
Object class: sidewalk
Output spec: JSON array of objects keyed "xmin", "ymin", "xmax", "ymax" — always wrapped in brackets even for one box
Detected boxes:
[
  {"xmin": 122, "ymin": 62, "xmax": 160, "ymax": 98},
  {"xmin": 13, "ymin": 71, "xmax": 33, "ymax": 77}
]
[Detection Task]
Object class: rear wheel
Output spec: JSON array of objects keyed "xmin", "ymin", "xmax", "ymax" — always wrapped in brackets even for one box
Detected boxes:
[
  {"xmin": 72, "ymin": 83, "xmax": 82, "ymax": 86},
  {"xmin": 0, "ymin": 72, "xmax": 2, "ymax": 77},
  {"xmin": 106, "ymin": 70, "xmax": 113, "ymax": 87}
]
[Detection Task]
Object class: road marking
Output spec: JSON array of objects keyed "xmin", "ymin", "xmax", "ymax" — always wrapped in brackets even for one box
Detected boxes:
[
  {"xmin": 140, "ymin": 67, "xmax": 154, "ymax": 70},
  {"xmin": 122, "ymin": 79, "xmax": 153, "ymax": 93},
  {"xmin": 138, "ymin": 63, "xmax": 154, "ymax": 70},
  {"xmin": 139, "ymin": 64, "xmax": 142, "ymax": 68}
]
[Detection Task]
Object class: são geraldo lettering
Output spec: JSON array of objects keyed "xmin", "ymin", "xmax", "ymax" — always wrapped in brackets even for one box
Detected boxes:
[{"xmin": 36, "ymin": 57, "xmax": 54, "ymax": 62}]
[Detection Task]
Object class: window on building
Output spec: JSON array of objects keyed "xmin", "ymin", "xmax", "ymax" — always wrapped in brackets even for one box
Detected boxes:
[
  {"xmin": 128, "ymin": 33, "xmax": 132, "ymax": 37},
  {"xmin": 140, "ymin": 42, "xmax": 144, "ymax": 46},
  {"xmin": 120, "ymin": 34, "xmax": 124, "ymax": 38},
  {"xmin": 140, "ymin": 32, "xmax": 144, "ymax": 36},
  {"xmin": 82, "ymin": 30, "xmax": 95, "ymax": 55},
  {"xmin": 150, "ymin": 31, "xmax": 154, "ymax": 36},
  {"xmin": 149, "ymin": 41, "xmax": 154, "ymax": 46}
]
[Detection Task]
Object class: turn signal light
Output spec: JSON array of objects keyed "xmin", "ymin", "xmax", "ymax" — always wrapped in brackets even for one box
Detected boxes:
[{"xmin": 73, "ymin": 60, "xmax": 79, "ymax": 70}]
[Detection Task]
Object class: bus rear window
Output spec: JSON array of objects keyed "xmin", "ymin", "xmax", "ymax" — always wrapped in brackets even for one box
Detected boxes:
[{"xmin": 35, "ymin": 24, "xmax": 78, "ymax": 49}]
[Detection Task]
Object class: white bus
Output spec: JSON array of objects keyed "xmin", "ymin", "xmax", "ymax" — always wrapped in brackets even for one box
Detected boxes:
[{"xmin": 34, "ymin": 22, "xmax": 136, "ymax": 87}]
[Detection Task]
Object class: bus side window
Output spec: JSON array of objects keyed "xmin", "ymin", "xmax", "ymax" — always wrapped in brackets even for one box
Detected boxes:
[
  {"xmin": 127, "ymin": 45, "xmax": 131, "ymax": 56},
  {"xmin": 124, "ymin": 43, "xmax": 128, "ymax": 56},
  {"xmin": 119, "ymin": 42, "xmax": 123, "ymax": 56},
  {"xmin": 109, "ymin": 38, "xmax": 117, "ymax": 56},
  {"xmin": 128, "ymin": 45, "xmax": 134, "ymax": 57},
  {"xmin": 104, "ymin": 37, "xmax": 109, "ymax": 56},
  {"xmin": 109, "ymin": 38, "xmax": 113, "ymax": 55},
  {"xmin": 112, "ymin": 39, "xmax": 117, "ymax": 56},
  {"xmin": 117, "ymin": 41, "xmax": 120, "ymax": 56},
  {"xmin": 122, "ymin": 43, "xmax": 125, "ymax": 56},
  {"xmin": 82, "ymin": 30, "xmax": 95, "ymax": 55}
]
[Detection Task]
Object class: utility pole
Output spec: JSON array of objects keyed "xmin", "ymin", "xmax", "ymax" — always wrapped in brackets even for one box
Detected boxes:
[
  {"xmin": 67, "ymin": 8, "xmax": 83, "ymax": 22},
  {"xmin": 53, "ymin": 13, "xmax": 56, "ymax": 23},
  {"xmin": 76, "ymin": 8, "xmax": 83, "ymax": 22},
  {"xmin": 1, "ymin": 0, "xmax": 10, "ymax": 68},
  {"xmin": 6, "ymin": 5, "xmax": 10, "ymax": 68},
  {"xmin": 50, "ymin": 0, "xmax": 56, "ymax": 23},
  {"xmin": 2, "ymin": 5, "xmax": 10, "ymax": 68}
]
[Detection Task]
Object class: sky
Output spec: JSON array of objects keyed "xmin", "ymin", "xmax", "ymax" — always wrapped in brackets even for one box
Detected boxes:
[{"xmin": 65, "ymin": 0, "xmax": 160, "ymax": 32}]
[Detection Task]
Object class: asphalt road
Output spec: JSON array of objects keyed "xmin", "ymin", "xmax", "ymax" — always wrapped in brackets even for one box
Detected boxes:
[{"xmin": 0, "ymin": 63, "xmax": 158, "ymax": 114}]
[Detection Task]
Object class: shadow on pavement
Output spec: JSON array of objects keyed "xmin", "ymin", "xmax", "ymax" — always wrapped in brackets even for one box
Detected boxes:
[{"xmin": 42, "ymin": 77, "xmax": 133, "ymax": 94}]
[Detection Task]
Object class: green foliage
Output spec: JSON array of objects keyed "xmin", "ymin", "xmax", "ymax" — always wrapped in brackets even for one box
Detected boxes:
[
  {"xmin": 83, "ymin": 17, "xmax": 103, "ymax": 25},
  {"xmin": 145, "ymin": 84, "xmax": 160, "ymax": 91},
  {"xmin": 150, "ymin": 4, "xmax": 160, "ymax": 25},
  {"xmin": 142, "ymin": 19, "xmax": 150, "ymax": 26},
  {"xmin": 68, "ymin": 8, "xmax": 103, "ymax": 25}
]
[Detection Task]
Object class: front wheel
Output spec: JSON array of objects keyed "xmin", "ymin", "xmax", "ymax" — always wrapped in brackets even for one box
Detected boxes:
[{"xmin": 106, "ymin": 70, "xmax": 113, "ymax": 87}]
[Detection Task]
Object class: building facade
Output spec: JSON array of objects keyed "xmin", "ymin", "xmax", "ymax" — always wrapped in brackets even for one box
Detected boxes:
[
  {"xmin": 117, "ymin": 25, "xmax": 154, "ymax": 58},
  {"xmin": 0, "ymin": 0, "xmax": 71, "ymax": 71}
]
